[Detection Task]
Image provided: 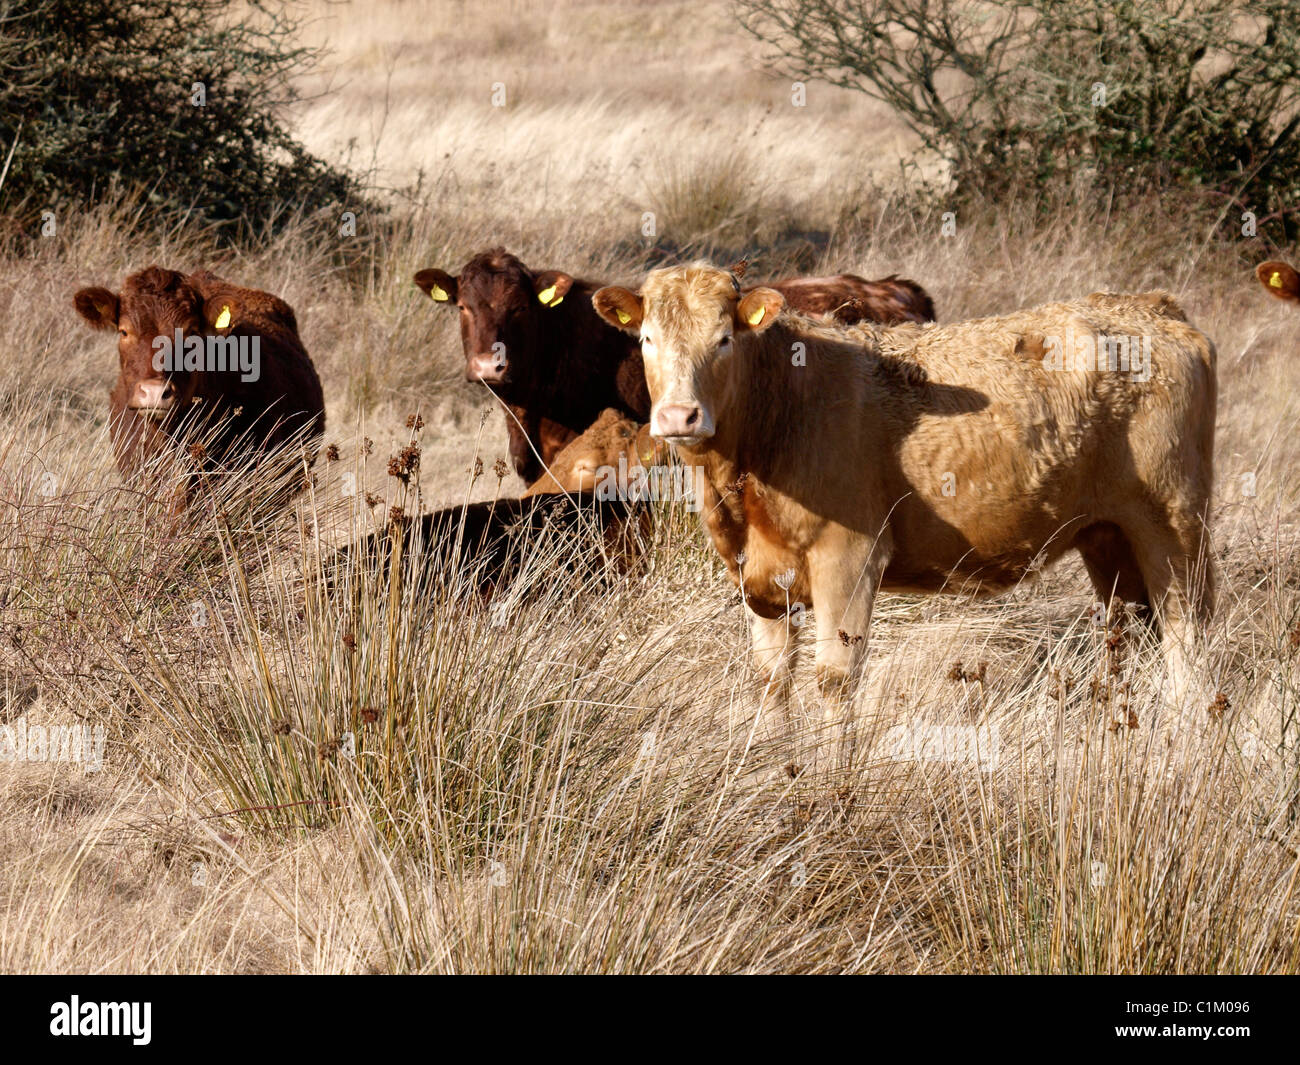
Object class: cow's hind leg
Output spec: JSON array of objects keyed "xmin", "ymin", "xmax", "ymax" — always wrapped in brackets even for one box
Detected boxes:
[{"xmin": 1074, "ymin": 521, "xmax": 1153, "ymax": 629}]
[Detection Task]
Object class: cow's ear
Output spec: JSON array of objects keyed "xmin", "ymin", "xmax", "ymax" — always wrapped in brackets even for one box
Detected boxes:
[
  {"xmin": 592, "ymin": 286, "xmax": 643, "ymax": 332},
  {"xmin": 829, "ymin": 297, "xmax": 868, "ymax": 326},
  {"xmin": 74, "ymin": 287, "xmax": 119, "ymax": 330},
  {"xmin": 735, "ymin": 287, "xmax": 784, "ymax": 332},
  {"xmin": 202, "ymin": 296, "xmax": 237, "ymax": 332},
  {"xmin": 414, "ymin": 269, "xmax": 457, "ymax": 304},
  {"xmin": 1257, "ymin": 261, "xmax": 1300, "ymax": 303},
  {"xmin": 534, "ymin": 271, "xmax": 574, "ymax": 308},
  {"xmin": 634, "ymin": 423, "xmax": 667, "ymax": 466}
]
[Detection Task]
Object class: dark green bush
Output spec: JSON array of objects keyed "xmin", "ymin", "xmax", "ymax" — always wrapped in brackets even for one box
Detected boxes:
[
  {"xmin": 737, "ymin": 0, "xmax": 1300, "ymax": 240},
  {"xmin": 0, "ymin": 0, "xmax": 363, "ymax": 238}
]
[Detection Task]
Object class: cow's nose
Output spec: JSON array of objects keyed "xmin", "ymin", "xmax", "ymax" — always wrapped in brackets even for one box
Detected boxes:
[
  {"xmin": 652, "ymin": 403, "xmax": 711, "ymax": 442},
  {"xmin": 467, "ymin": 352, "xmax": 508, "ymax": 384},
  {"xmin": 131, "ymin": 379, "xmax": 175, "ymax": 412}
]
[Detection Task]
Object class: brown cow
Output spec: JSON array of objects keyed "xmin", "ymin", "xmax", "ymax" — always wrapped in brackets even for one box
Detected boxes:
[
  {"xmin": 74, "ymin": 266, "xmax": 325, "ymax": 509},
  {"xmin": 414, "ymin": 248, "xmax": 932, "ymax": 484},
  {"xmin": 770, "ymin": 273, "xmax": 934, "ymax": 325},
  {"xmin": 1257, "ymin": 260, "xmax": 1300, "ymax": 302},
  {"xmin": 593, "ymin": 264, "xmax": 1217, "ymax": 731},
  {"xmin": 523, "ymin": 409, "xmax": 668, "ymax": 497}
]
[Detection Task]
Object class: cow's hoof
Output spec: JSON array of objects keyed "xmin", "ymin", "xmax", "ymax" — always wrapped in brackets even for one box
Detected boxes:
[{"xmin": 815, "ymin": 665, "xmax": 851, "ymax": 697}]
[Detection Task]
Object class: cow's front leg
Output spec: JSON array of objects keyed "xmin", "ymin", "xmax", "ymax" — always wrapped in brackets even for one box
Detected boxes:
[
  {"xmin": 744, "ymin": 605, "xmax": 798, "ymax": 748},
  {"xmin": 749, "ymin": 605, "xmax": 799, "ymax": 687},
  {"xmin": 807, "ymin": 529, "xmax": 886, "ymax": 744}
]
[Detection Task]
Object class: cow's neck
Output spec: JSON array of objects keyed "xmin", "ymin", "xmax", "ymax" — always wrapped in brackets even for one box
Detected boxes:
[
  {"xmin": 696, "ymin": 323, "xmax": 807, "ymax": 485},
  {"xmin": 533, "ymin": 290, "xmax": 644, "ymax": 421}
]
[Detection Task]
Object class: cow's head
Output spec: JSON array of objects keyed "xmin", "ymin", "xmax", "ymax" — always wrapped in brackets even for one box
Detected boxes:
[
  {"xmin": 75, "ymin": 266, "xmax": 236, "ymax": 418},
  {"xmin": 524, "ymin": 409, "xmax": 659, "ymax": 496},
  {"xmin": 1257, "ymin": 261, "xmax": 1300, "ymax": 304},
  {"xmin": 414, "ymin": 247, "xmax": 574, "ymax": 392},
  {"xmin": 593, "ymin": 264, "xmax": 783, "ymax": 448}
]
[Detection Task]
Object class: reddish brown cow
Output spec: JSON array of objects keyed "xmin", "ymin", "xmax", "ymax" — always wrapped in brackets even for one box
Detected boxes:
[
  {"xmin": 414, "ymin": 248, "xmax": 933, "ymax": 484},
  {"xmin": 415, "ymin": 249, "xmax": 644, "ymax": 486},
  {"xmin": 74, "ymin": 266, "xmax": 325, "ymax": 508},
  {"xmin": 771, "ymin": 273, "xmax": 934, "ymax": 325}
]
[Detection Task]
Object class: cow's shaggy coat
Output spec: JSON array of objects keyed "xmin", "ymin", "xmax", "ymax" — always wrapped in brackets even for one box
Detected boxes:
[{"xmin": 593, "ymin": 264, "xmax": 1217, "ymax": 724}]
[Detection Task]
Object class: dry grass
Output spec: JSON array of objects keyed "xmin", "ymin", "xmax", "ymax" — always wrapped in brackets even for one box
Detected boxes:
[{"xmin": 1, "ymin": 0, "xmax": 1298, "ymax": 973}]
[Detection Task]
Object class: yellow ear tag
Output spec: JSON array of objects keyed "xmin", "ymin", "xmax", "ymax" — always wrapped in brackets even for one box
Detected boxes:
[
  {"xmin": 746, "ymin": 305, "xmax": 766, "ymax": 326},
  {"xmin": 616, "ymin": 309, "xmax": 631, "ymax": 325},
  {"xmin": 538, "ymin": 284, "xmax": 557, "ymax": 305},
  {"xmin": 429, "ymin": 284, "xmax": 450, "ymax": 302},
  {"xmin": 1270, "ymin": 271, "xmax": 1283, "ymax": 288},
  {"xmin": 214, "ymin": 306, "xmax": 232, "ymax": 329}
]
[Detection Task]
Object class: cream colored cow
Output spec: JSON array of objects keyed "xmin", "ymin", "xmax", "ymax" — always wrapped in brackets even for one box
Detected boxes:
[{"xmin": 594, "ymin": 264, "xmax": 1217, "ymax": 728}]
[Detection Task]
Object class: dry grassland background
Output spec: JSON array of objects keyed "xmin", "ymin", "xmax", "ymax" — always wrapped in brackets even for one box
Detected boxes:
[{"xmin": 0, "ymin": 0, "xmax": 1298, "ymax": 973}]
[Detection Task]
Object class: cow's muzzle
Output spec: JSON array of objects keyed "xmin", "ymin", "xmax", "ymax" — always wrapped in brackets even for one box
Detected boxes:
[
  {"xmin": 467, "ymin": 352, "xmax": 509, "ymax": 385},
  {"xmin": 651, "ymin": 402, "xmax": 714, "ymax": 446},
  {"xmin": 128, "ymin": 379, "xmax": 176, "ymax": 416}
]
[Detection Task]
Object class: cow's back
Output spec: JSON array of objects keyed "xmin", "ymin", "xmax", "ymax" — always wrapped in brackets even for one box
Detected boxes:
[{"xmin": 772, "ymin": 273, "xmax": 934, "ymax": 325}]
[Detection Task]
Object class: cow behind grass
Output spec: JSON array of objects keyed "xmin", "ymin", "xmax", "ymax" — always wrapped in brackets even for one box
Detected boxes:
[
  {"xmin": 523, "ymin": 408, "xmax": 668, "ymax": 497},
  {"xmin": 74, "ymin": 266, "xmax": 325, "ymax": 514},
  {"xmin": 325, "ymin": 491, "xmax": 650, "ymax": 600}
]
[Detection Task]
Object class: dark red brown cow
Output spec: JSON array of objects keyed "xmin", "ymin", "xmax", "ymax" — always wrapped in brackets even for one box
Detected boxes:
[
  {"xmin": 777, "ymin": 273, "xmax": 934, "ymax": 325},
  {"xmin": 415, "ymin": 249, "xmax": 643, "ymax": 485},
  {"xmin": 74, "ymin": 266, "xmax": 325, "ymax": 509},
  {"xmin": 329, "ymin": 491, "xmax": 648, "ymax": 597},
  {"xmin": 414, "ymin": 248, "xmax": 933, "ymax": 484}
]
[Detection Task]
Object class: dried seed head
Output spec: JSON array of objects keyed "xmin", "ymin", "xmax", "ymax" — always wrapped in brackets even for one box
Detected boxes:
[{"xmin": 387, "ymin": 444, "xmax": 421, "ymax": 482}]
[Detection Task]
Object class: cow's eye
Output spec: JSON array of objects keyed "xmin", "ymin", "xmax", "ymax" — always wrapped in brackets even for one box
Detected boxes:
[{"xmin": 718, "ymin": 334, "xmax": 732, "ymax": 349}]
